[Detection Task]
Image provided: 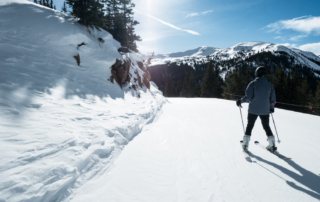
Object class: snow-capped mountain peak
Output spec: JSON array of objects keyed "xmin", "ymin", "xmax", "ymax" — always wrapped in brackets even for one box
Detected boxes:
[{"xmin": 149, "ymin": 42, "xmax": 320, "ymax": 71}]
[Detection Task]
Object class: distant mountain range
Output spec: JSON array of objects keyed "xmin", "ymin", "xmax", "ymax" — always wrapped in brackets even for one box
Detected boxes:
[{"xmin": 147, "ymin": 42, "xmax": 320, "ymax": 71}]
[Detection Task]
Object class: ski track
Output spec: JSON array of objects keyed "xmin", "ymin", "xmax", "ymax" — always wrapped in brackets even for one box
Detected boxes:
[{"xmin": 70, "ymin": 98, "xmax": 320, "ymax": 202}]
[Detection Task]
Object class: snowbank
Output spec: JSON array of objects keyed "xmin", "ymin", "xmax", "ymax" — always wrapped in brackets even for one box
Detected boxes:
[{"xmin": 0, "ymin": 1, "xmax": 166, "ymax": 201}]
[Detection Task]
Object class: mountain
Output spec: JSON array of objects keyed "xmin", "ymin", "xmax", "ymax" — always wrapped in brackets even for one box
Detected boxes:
[
  {"xmin": 147, "ymin": 42, "xmax": 320, "ymax": 111},
  {"xmin": 212, "ymin": 42, "xmax": 320, "ymax": 70},
  {"xmin": 149, "ymin": 42, "xmax": 320, "ymax": 71},
  {"xmin": 0, "ymin": 1, "xmax": 165, "ymax": 201},
  {"xmin": 149, "ymin": 46, "xmax": 221, "ymax": 65}
]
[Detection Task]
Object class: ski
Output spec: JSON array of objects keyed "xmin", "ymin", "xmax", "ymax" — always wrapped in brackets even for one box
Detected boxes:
[
  {"xmin": 254, "ymin": 141, "xmax": 291, "ymax": 161},
  {"xmin": 240, "ymin": 141, "xmax": 252, "ymax": 162}
]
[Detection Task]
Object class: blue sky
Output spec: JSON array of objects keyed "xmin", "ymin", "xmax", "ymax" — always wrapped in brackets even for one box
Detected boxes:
[{"xmin": 54, "ymin": 0, "xmax": 320, "ymax": 55}]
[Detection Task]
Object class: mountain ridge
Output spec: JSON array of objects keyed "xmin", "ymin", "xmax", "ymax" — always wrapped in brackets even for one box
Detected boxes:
[{"xmin": 149, "ymin": 42, "xmax": 320, "ymax": 71}]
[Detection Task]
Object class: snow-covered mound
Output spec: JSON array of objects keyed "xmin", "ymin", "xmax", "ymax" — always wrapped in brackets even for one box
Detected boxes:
[
  {"xmin": 149, "ymin": 46, "xmax": 221, "ymax": 66},
  {"xmin": 0, "ymin": 1, "xmax": 166, "ymax": 201},
  {"xmin": 149, "ymin": 42, "xmax": 320, "ymax": 71}
]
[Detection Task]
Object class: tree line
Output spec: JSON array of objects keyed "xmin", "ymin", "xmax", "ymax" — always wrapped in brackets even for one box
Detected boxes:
[
  {"xmin": 33, "ymin": 0, "xmax": 57, "ymax": 10},
  {"xmin": 148, "ymin": 51, "xmax": 320, "ymax": 115},
  {"xmin": 64, "ymin": 0, "xmax": 141, "ymax": 52}
]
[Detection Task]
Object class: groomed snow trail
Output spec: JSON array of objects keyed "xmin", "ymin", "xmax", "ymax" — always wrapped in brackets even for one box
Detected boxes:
[{"xmin": 70, "ymin": 98, "xmax": 320, "ymax": 202}]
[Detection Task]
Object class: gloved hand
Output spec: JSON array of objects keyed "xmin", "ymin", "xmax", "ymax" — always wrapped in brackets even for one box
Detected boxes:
[
  {"xmin": 270, "ymin": 108, "xmax": 274, "ymax": 113},
  {"xmin": 236, "ymin": 99, "xmax": 242, "ymax": 107}
]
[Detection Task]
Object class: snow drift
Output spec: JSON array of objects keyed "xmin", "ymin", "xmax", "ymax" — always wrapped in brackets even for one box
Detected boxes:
[{"xmin": 0, "ymin": 1, "xmax": 166, "ymax": 201}]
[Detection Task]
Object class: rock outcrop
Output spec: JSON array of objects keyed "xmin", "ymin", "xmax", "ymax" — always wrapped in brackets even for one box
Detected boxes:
[{"xmin": 111, "ymin": 59, "xmax": 131, "ymax": 88}]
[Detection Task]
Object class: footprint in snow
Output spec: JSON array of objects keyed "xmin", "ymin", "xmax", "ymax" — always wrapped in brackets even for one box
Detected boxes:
[
  {"xmin": 24, "ymin": 103, "xmax": 42, "ymax": 109},
  {"xmin": 8, "ymin": 109, "xmax": 20, "ymax": 115},
  {"xmin": 76, "ymin": 117, "xmax": 92, "ymax": 121}
]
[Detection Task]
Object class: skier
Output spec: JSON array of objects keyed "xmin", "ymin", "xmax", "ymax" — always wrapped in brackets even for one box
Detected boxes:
[{"xmin": 236, "ymin": 66, "xmax": 277, "ymax": 152}]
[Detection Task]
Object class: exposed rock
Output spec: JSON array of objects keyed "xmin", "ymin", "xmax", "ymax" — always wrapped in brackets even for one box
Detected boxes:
[
  {"xmin": 143, "ymin": 72, "xmax": 151, "ymax": 89},
  {"xmin": 77, "ymin": 42, "xmax": 86, "ymax": 50},
  {"xmin": 137, "ymin": 61, "xmax": 146, "ymax": 72},
  {"xmin": 73, "ymin": 54, "xmax": 80, "ymax": 66},
  {"xmin": 98, "ymin": 38, "xmax": 105, "ymax": 44},
  {"xmin": 111, "ymin": 59, "xmax": 131, "ymax": 88},
  {"xmin": 118, "ymin": 47, "xmax": 130, "ymax": 54}
]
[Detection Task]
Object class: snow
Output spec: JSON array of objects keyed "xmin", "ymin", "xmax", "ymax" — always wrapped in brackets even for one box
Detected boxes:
[
  {"xmin": 0, "ymin": 1, "xmax": 166, "ymax": 201},
  {"xmin": 1, "ymin": 1, "xmax": 320, "ymax": 202},
  {"xmin": 147, "ymin": 42, "xmax": 320, "ymax": 71},
  {"xmin": 213, "ymin": 42, "xmax": 320, "ymax": 70},
  {"xmin": 147, "ymin": 46, "xmax": 221, "ymax": 66},
  {"xmin": 69, "ymin": 98, "xmax": 320, "ymax": 202}
]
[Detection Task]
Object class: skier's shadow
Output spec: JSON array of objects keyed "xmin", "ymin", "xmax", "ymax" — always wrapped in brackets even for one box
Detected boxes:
[{"xmin": 249, "ymin": 153, "xmax": 320, "ymax": 200}]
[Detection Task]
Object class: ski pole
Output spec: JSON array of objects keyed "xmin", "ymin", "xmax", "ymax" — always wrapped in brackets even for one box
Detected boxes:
[
  {"xmin": 271, "ymin": 113, "xmax": 281, "ymax": 143},
  {"xmin": 239, "ymin": 106, "xmax": 245, "ymax": 135}
]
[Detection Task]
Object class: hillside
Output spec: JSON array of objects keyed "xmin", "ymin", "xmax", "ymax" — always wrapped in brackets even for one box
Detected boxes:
[
  {"xmin": 69, "ymin": 98, "xmax": 320, "ymax": 202},
  {"xmin": 0, "ymin": 1, "xmax": 166, "ymax": 201}
]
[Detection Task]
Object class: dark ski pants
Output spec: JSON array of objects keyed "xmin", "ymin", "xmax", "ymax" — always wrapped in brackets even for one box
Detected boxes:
[{"xmin": 245, "ymin": 113, "xmax": 273, "ymax": 137}]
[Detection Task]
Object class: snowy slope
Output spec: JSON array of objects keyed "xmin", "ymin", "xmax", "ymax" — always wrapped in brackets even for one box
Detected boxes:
[
  {"xmin": 0, "ymin": 1, "xmax": 166, "ymax": 202},
  {"xmin": 149, "ymin": 46, "xmax": 221, "ymax": 65},
  {"xmin": 213, "ymin": 42, "xmax": 320, "ymax": 70},
  {"xmin": 69, "ymin": 98, "xmax": 320, "ymax": 202},
  {"xmin": 149, "ymin": 42, "xmax": 320, "ymax": 71}
]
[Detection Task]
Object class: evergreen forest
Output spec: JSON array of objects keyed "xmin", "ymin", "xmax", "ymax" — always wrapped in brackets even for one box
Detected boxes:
[
  {"xmin": 65, "ymin": 0, "xmax": 141, "ymax": 52},
  {"xmin": 148, "ymin": 51, "xmax": 320, "ymax": 115}
]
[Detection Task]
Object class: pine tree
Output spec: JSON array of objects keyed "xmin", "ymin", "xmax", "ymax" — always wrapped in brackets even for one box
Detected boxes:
[
  {"xmin": 101, "ymin": 0, "xmax": 141, "ymax": 51},
  {"xmin": 164, "ymin": 74, "xmax": 173, "ymax": 97},
  {"xmin": 61, "ymin": 1, "xmax": 68, "ymax": 13},
  {"xmin": 45, "ymin": 0, "xmax": 49, "ymax": 7},
  {"xmin": 50, "ymin": 0, "xmax": 53, "ymax": 8},
  {"xmin": 34, "ymin": 0, "xmax": 38, "ymax": 4},
  {"xmin": 180, "ymin": 69, "xmax": 195, "ymax": 97},
  {"xmin": 67, "ymin": 0, "xmax": 104, "ymax": 30},
  {"xmin": 102, "ymin": 0, "xmax": 120, "ymax": 35},
  {"xmin": 201, "ymin": 61, "xmax": 223, "ymax": 98},
  {"xmin": 315, "ymin": 80, "xmax": 320, "ymax": 105},
  {"xmin": 201, "ymin": 61, "xmax": 213, "ymax": 97},
  {"xmin": 290, "ymin": 70, "xmax": 301, "ymax": 104},
  {"xmin": 222, "ymin": 70, "xmax": 245, "ymax": 100},
  {"xmin": 298, "ymin": 78, "xmax": 309, "ymax": 105},
  {"xmin": 273, "ymin": 68, "xmax": 286, "ymax": 103}
]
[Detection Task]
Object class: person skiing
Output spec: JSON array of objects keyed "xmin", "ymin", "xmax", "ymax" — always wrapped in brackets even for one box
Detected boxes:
[{"xmin": 236, "ymin": 66, "xmax": 277, "ymax": 152}]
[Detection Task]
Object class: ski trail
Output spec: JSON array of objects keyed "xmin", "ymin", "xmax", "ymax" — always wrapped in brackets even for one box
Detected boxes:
[{"xmin": 69, "ymin": 98, "xmax": 320, "ymax": 202}]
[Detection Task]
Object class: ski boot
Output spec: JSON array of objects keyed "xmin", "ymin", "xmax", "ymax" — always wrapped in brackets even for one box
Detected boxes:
[
  {"xmin": 266, "ymin": 136, "xmax": 277, "ymax": 153},
  {"xmin": 242, "ymin": 135, "xmax": 251, "ymax": 151}
]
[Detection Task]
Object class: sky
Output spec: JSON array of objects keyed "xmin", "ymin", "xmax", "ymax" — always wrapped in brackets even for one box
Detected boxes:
[{"xmin": 52, "ymin": 0, "xmax": 320, "ymax": 55}]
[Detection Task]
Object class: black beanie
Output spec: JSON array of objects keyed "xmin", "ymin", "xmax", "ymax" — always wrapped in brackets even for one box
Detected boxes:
[{"xmin": 255, "ymin": 66, "xmax": 267, "ymax": 77}]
